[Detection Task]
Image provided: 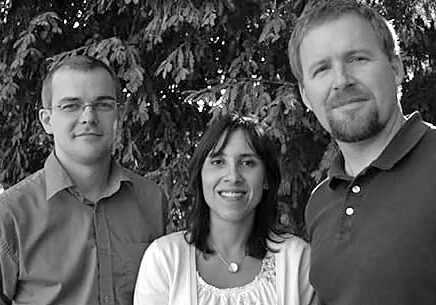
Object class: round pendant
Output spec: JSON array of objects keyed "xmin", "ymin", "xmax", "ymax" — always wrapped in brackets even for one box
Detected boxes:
[{"xmin": 228, "ymin": 262, "xmax": 239, "ymax": 273}]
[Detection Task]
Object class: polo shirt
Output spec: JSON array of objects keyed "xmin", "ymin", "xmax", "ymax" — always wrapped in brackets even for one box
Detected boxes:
[
  {"xmin": 305, "ymin": 112, "xmax": 436, "ymax": 305},
  {"xmin": 0, "ymin": 152, "xmax": 166, "ymax": 305}
]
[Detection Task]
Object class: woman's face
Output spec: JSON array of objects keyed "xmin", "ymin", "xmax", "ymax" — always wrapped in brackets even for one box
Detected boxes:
[{"xmin": 201, "ymin": 128, "xmax": 266, "ymax": 225}]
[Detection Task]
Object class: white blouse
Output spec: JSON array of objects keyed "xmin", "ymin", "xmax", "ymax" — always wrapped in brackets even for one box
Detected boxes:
[
  {"xmin": 197, "ymin": 253, "xmax": 276, "ymax": 305},
  {"xmin": 133, "ymin": 231, "xmax": 317, "ymax": 305}
]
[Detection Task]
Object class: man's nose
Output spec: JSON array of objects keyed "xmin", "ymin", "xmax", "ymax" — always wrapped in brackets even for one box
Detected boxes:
[
  {"xmin": 333, "ymin": 64, "xmax": 353, "ymax": 89},
  {"xmin": 79, "ymin": 104, "xmax": 98, "ymax": 124}
]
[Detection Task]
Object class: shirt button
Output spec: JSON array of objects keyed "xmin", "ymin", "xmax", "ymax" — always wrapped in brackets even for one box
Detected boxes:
[
  {"xmin": 104, "ymin": 296, "xmax": 110, "ymax": 303},
  {"xmin": 351, "ymin": 185, "xmax": 361, "ymax": 194},
  {"xmin": 345, "ymin": 207, "xmax": 354, "ymax": 216}
]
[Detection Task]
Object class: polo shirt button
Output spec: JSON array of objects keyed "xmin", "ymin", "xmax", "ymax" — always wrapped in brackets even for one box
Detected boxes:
[
  {"xmin": 351, "ymin": 185, "xmax": 361, "ymax": 194},
  {"xmin": 104, "ymin": 296, "xmax": 110, "ymax": 303},
  {"xmin": 345, "ymin": 207, "xmax": 354, "ymax": 216}
]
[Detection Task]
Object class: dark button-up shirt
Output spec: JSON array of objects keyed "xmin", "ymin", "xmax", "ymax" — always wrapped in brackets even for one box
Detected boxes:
[
  {"xmin": 306, "ymin": 112, "xmax": 436, "ymax": 305},
  {"xmin": 0, "ymin": 152, "xmax": 166, "ymax": 305}
]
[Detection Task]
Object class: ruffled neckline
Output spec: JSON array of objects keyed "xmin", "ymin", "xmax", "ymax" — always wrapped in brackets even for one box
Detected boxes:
[{"xmin": 196, "ymin": 252, "xmax": 276, "ymax": 304}]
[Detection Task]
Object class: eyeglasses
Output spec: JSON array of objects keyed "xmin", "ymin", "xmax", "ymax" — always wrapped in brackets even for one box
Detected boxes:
[{"xmin": 49, "ymin": 100, "xmax": 119, "ymax": 114}]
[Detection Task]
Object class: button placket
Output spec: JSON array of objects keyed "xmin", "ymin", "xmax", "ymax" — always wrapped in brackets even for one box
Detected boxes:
[
  {"xmin": 338, "ymin": 179, "xmax": 365, "ymax": 240},
  {"xmin": 94, "ymin": 204, "xmax": 115, "ymax": 305},
  {"xmin": 345, "ymin": 184, "xmax": 362, "ymax": 216},
  {"xmin": 351, "ymin": 185, "xmax": 361, "ymax": 194}
]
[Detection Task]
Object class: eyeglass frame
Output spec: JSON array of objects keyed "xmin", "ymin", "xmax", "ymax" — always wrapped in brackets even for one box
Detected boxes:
[{"xmin": 45, "ymin": 98, "xmax": 122, "ymax": 114}]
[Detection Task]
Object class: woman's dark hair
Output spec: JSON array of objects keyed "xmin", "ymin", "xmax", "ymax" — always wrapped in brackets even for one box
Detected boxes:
[{"xmin": 185, "ymin": 113, "xmax": 284, "ymax": 259}]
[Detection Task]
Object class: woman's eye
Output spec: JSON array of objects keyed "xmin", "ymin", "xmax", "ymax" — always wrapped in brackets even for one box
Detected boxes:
[
  {"xmin": 210, "ymin": 159, "xmax": 224, "ymax": 166},
  {"xmin": 240, "ymin": 159, "xmax": 256, "ymax": 167}
]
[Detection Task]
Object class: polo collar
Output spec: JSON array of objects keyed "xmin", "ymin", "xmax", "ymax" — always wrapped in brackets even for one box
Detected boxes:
[
  {"xmin": 372, "ymin": 112, "xmax": 428, "ymax": 170},
  {"xmin": 328, "ymin": 112, "xmax": 429, "ymax": 188}
]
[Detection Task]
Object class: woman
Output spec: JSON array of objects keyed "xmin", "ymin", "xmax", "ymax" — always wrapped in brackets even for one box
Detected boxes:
[{"xmin": 134, "ymin": 114, "xmax": 317, "ymax": 305}]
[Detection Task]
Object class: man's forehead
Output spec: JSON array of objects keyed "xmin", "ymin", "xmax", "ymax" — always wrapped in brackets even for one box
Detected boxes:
[
  {"xmin": 50, "ymin": 67, "xmax": 116, "ymax": 100},
  {"xmin": 303, "ymin": 12, "xmax": 369, "ymax": 37},
  {"xmin": 52, "ymin": 66, "xmax": 112, "ymax": 79},
  {"xmin": 300, "ymin": 14, "xmax": 378, "ymax": 59}
]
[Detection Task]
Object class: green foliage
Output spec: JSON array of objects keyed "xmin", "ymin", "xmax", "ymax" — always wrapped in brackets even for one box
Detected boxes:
[{"xmin": 0, "ymin": 0, "xmax": 435, "ymax": 234}]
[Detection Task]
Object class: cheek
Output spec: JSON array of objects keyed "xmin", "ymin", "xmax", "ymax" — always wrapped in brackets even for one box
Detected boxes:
[
  {"xmin": 248, "ymin": 173, "xmax": 266, "ymax": 204},
  {"xmin": 51, "ymin": 118, "xmax": 74, "ymax": 135},
  {"xmin": 200, "ymin": 169, "xmax": 214, "ymax": 198},
  {"xmin": 304, "ymin": 83, "xmax": 329, "ymax": 113}
]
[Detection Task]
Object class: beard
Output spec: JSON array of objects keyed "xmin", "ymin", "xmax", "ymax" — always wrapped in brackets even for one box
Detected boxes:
[
  {"xmin": 326, "ymin": 87, "xmax": 385, "ymax": 143},
  {"xmin": 327, "ymin": 107, "xmax": 384, "ymax": 142}
]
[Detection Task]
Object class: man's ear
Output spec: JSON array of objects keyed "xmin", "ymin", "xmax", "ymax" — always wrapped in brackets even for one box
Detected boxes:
[
  {"xmin": 390, "ymin": 55, "xmax": 405, "ymax": 86},
  {"xmin": 38, "ymin": 108, "xmax": 54, "ymax": 135},
  {"xmin": 299, "ymin": 84, "xmax": 312, "ymax": 111}
]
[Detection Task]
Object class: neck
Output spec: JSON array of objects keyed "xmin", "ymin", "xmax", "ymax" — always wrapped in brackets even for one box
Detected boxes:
[
  {"xmin": 56, "ymin": 152, "xmax": 112, "ymax": 202},
  {"xmin": 208, "ymin": 215, "xmax": 254, "ymax": 257},
  {"xmin": 337, "ymin": 114, "xmax": 405, "ymax": 177}
]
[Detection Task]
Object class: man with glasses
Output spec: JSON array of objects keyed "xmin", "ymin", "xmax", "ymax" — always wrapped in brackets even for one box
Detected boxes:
[{"xmin": 0, "ymin": 56, "xmax": 167, "ymax": 304}]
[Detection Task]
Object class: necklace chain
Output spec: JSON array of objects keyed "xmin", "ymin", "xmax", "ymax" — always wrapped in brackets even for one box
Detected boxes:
[{"xmin": 211, "ymin": 242, "xmax": 246, "ymax": 273}]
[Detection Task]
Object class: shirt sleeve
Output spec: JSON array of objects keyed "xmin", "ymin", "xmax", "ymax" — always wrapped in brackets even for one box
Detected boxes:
[
  {"xmin": 0, "ymin": 214, "xmax": 18, "ymax": 305},
  {"xmin": 133, "ymin": 240, "xmax": 170, "ymax": 305}
]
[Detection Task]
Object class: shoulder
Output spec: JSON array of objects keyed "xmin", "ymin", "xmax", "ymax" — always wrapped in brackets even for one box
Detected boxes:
[
  {"xmin": 149, "ymin": 231, "xmax": 190, "ymax": 254},
  {"xmin": 0, "ymin": 169, "xmax": 46, "ymax": 213},
  {"xmin": 123, "ymin": 168, "xmax": 163, "ymax": 192},
  {"xmin": 306, "ymin": 176, "xmax": 331, "ymax": 213},
  {"xmin": 305, "ymin": 177, "xmax": 330, "ymax": 228},
  {"xmin": 120, "ymin": 168, "xmax": 167, "ymax": 208},
  {"xmin": 0, "ymin": 169, "xmax": 46, "ymax": 255},
  {"xmin": 269, "ymin": 234, "xmax": 309, "ymax": 254},
  {"xmin": 420, "ymin": 121, "xmax": 436, "ymax": 148},
  {"xmin": 310, "ymin": 176, "xmax": 329, "ymax": 197}
]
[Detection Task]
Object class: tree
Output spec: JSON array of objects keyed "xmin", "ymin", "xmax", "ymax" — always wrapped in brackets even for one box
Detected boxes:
[{"xmin": 1, "ymin": 0, "xmax": 435, "ymax": 233}]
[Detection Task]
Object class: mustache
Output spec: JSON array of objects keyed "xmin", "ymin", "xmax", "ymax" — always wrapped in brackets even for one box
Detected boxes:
[{"xmin": 328, "ymin": 87, "xmax": 371, "ymax": 109}]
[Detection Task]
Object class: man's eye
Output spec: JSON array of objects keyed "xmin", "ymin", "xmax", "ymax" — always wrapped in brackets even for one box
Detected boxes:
[
  {"xmin": 95, "ymin": 101, "xmax": 116, "ymax": 111},
  {"xmin": 60, "ymin": 103, "xmax": 81, "ymax": 112},
  {"xmin": 350, "ymin": 56, "xmax": 368, "ymax": 63},
  {"xmin": 313, "ymin": 65, "xmax": 329, "ymax": 77}
]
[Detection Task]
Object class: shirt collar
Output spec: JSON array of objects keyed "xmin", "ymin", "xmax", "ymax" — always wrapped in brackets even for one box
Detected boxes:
[
  {"xmin": 45, "ymin": 152, "xmax": 133, "ymax": 201},
  {"xmin": 328, "ymin": 111, "xmax": 429, "ymax": 188},
  {"xmin": 45, "ymin": 152, "xmax": 75, "ymax": 200},
  {"xmin": 103, "ymin": 160, "xmax": 133, "ymax": 199}
]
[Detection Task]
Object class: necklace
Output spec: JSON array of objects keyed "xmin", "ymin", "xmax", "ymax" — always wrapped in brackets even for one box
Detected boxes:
[{"xmin": 211, "ymin": 242, "xmax": 246, "ymax": 273}]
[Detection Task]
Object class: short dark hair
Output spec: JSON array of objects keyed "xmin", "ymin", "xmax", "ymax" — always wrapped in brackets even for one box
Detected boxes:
[
  {"xmin": 288, "ymin": 0, "xmax": 400, "ymax": 83},
  {"xmin": 185, "ymin": 113, "xmax": 284, "ymax": 259},
  {"xmin": 41, "ymin": 55, "xmax": 122, "ymax": 108}
]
